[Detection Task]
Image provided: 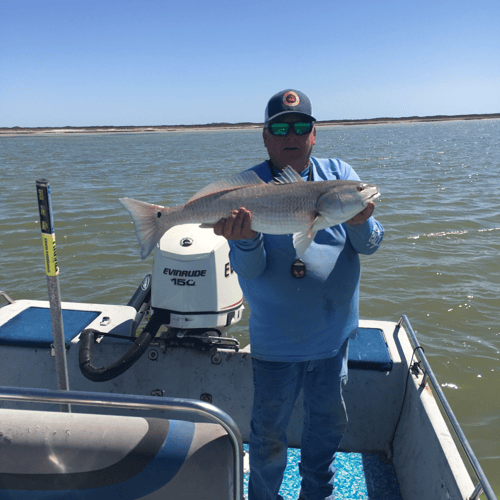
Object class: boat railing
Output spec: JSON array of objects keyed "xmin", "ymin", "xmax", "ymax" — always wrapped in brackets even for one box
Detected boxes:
[
  {"xmin": 399, "ymin": 315, "xmax": 497, "ymax": 500},
  {"xmin": 0, "ymin": 291, "xmax": 15, "ymax": 305},
  {"xmin": 0, "ymin": 385, "xmax": 244, "ymax": 500}
]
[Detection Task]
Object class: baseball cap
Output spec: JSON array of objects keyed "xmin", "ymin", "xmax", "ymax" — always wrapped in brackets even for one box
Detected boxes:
[{"xmin": 264, "ymin": 89, "xmax": 316, "ymax": 123}]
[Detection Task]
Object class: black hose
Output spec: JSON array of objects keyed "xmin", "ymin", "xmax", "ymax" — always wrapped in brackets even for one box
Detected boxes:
[
  {"xmin": 79, "ymin": 327, "xmax": 156, "ymax": 382},
  {"xmin": 127, "ymin": 274, "xmax": 152, "ymax": 338},
  {"xmin": 127, "ymin": 274, "xmax": 152, "ymax": 311},
  {"xmin": 78, "ymin": 274, "xmax": 158, "ymax": 382}
]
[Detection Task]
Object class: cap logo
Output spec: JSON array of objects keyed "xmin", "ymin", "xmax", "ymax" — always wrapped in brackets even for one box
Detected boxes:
[{"xmin": 283, "ymin": 91, "xmax": 300, "ymax": 107}]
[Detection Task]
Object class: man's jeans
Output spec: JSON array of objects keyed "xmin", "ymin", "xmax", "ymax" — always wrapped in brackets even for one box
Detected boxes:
[{"xmin": 248, "ymin": 340, "xmax": 349, "ymax": 500}]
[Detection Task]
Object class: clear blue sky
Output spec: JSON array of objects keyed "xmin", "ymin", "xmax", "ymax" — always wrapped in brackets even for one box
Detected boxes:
[{"xmin": 1, "ymin": 0, "xmax": 499, "ymax": 127}]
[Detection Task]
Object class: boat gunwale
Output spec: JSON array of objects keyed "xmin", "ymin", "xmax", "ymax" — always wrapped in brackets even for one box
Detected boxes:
[{"xmin": 398, "ymin": 315, "xmax": 496, "ymax": 500}]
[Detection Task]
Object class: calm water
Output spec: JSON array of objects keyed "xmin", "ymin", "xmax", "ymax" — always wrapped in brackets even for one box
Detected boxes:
[{"xmin": 1, "ymin": 120, "xmax": 499, "ymax": 494}]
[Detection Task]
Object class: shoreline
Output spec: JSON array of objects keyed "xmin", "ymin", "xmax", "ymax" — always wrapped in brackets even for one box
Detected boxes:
[{"xmin": 1, "ymin": 113, "xmax": 499, "ymax": 137}]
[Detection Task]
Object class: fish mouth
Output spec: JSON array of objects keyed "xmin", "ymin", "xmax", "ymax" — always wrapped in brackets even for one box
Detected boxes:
[{"xmin": 363, "ymin": 190, "xmax": 381, "ymax": 206}]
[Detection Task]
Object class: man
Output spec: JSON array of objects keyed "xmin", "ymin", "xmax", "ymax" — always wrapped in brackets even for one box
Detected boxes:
[{"xmin": 214, "ymin": 90, "xmax": 384, "ymax": 500}]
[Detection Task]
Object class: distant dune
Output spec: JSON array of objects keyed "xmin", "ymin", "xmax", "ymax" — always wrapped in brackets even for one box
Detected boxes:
[{"xmin": 1, "ymin": 113, "xmax": 499, "ymax": 136}]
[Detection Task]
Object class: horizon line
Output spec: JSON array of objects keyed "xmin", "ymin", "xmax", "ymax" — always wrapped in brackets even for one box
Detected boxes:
[{"xmin": 1, "ymin": 112, "xmax": 499, "ymax": 132}]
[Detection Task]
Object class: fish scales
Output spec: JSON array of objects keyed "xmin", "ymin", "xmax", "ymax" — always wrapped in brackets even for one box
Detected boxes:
[{"xmin": 180, "ymin": 182, "xmax": 324, "ymax": 234}]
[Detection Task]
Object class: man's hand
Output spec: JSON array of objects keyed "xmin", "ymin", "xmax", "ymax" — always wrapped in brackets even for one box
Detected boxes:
[
  {"xmin": 213, "ymin": 207, "xmax": 257, "ymax": 240},
  {"xmin": 346, "ymin": 202, "xmax": 375, "ymax": 225}
]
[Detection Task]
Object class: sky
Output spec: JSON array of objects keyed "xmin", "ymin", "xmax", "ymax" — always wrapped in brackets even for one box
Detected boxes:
[{"xmin": 1, "ymin": 0, "xmax": 499, "ymax": 128}]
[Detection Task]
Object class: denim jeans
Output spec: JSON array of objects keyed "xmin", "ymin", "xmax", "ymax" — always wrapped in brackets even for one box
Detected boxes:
[{"xmin": 248, "ymin": 340, "xmax": 349, "ymax": 500}]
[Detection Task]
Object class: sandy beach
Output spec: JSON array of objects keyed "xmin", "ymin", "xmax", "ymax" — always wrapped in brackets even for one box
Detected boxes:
[{"xmin": 1, "ymin": 113, "xmax": 499, "ymax": 137}]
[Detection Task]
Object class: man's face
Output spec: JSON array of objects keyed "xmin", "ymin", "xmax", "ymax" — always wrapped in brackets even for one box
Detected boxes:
[{"xmin": 263, "ymin": 113, "xmax": 316, "ymax": 173}]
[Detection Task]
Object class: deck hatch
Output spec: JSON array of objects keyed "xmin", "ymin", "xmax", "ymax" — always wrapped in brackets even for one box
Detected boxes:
[
  {"xmin": 348, "ymin": 328, "xmax": 393, "ymax": 371},
  {"xmin": 0, "ymin": 307, "xmax": 100, "ymax": 347}
]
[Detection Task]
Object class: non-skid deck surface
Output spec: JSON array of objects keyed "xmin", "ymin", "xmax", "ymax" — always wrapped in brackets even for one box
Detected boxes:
[
  {"xmin": 0, "ymin": 307, "xmax": 99, "ymax": 347},
  {"xmin": 244, "ymin": 446, "xmax": 402, "ymax": 500}
]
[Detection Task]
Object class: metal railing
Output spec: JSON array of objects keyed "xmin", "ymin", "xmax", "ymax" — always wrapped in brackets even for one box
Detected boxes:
[
  {"xmin": 0, "ymin": 291, "xmax": 14, "ymax": 304},
  {"xmin": 399, "ymin": 315, "xmax": 497, "ymax": 500},
  {"xmin": 0, "ymin": 385, "xmax": 244, "ymax": 500}
]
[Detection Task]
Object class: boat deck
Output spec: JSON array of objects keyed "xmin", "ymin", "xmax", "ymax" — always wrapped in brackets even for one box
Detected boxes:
[
  {"xmin": 1, "ymin": 299, "xmax": 490, "ymax": 499},
  {"xmin": 244, "ymin": 446, "xmax": 402, "ymax": 500}
]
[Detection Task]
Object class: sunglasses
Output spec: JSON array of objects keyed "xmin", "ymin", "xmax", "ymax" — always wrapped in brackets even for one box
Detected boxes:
[{"xmin": 267, "ymin": 121, "xmax": 314, "ymax": 136}]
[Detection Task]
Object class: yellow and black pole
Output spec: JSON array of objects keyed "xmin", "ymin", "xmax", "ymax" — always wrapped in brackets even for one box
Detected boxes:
[{"xmin": 36, "ymin": 179, "xmax": 71, "ymax": 412}]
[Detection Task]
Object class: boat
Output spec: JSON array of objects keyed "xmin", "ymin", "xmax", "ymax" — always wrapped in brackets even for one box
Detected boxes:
[{"xmin": 0, "ymin": 223, "xmax": 497, "ymax": 499}]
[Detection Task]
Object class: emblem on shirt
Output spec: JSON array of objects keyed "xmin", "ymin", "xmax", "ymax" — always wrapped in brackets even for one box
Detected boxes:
[
  {"xmin": 283, "ymin": 91, "xmax": 300, "ymax": 107},
  {"xmin": 368, "ymin": 227, "xmax": 383, "ymax": 249}
]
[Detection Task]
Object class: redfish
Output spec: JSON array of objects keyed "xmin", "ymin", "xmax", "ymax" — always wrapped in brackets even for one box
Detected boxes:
[{"xmin": 120, "ymin": 166, "xmax": 380, "ymax": 259}]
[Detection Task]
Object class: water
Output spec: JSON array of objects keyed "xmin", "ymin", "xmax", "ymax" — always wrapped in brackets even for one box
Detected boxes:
[{"xmin": 1, "ymin": 120, "xmax": 499, "ymax": 495}]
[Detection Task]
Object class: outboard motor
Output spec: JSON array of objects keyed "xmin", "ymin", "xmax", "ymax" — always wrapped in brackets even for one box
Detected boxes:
[
  {"xmin": 150, "ymin": 224, "xmax": 244, "ymax": 348},
  {"xmin": 80, "ymin": 224, "xmax": 244, "ymax": 382},
  {"xmin": 152, "ymin": 224, "xmax": 244, "ymax": 334}
]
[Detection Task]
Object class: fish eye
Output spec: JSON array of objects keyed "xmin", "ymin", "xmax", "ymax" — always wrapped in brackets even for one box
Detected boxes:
[{"xmin": 357, "ymin": 185, "xmax": 365, "ymax": 192}]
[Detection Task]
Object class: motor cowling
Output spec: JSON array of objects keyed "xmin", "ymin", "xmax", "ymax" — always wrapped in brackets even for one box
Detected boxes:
[
  {"xmin": 151, "ymin": 224, "xmax": 244, "ymax": 334},
  {"xmin": 80, "ymin": 224, "xmax": 244, "ymax": 382}
]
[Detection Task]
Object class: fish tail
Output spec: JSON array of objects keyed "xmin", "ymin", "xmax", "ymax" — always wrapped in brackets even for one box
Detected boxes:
[{"xmin": 120, "ymin": 198, "xmax": 174, "ymax": 259}]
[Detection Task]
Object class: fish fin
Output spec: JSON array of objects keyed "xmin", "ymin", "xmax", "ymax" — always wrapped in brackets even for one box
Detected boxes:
[
  {"xmin": 187, "ymin": 170, "xmax": 264, "ymax": 203},
  {"xmin": 120, "ymin": 198, "xmax": 173, "ymax": 260},
  {"xmin": 271, "ymin": 166, "xmax": 304, "ymax": 185},
  {"xmin": 307, "ymin": 215, "xmax": 320, "ymax": 237},
  {"xmin": 293, "ymin": 228, "xmax": 318, "ymax": 258},
  {"xmin": 293, "ymin": 214, "xmax": 324, "ymax": 257}
]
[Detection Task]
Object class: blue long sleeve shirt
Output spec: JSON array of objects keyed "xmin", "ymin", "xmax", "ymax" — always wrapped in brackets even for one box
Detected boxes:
[{"xmin": 229, "ymin": 157, "xmax": 384, "ymax": 362}]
